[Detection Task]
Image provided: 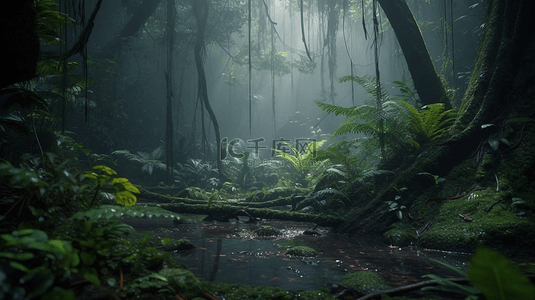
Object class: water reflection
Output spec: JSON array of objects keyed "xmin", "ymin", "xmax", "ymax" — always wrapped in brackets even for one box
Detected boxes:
[{"xmin": 124, "ymin": 217, "xmax": 471, "ymax": 292}]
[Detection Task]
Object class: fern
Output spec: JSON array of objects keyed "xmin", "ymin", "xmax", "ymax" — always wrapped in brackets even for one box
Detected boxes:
[
  {"xmin": 112, "ymin": 147, "xmax": 170, "ymax": 176},
  {"xmin": 273, "ymin": 140, "xmax": 329, "ymax": 187},
  {"xmin": 399, "ymin": 101, "xmax": 456, "ymax": 147},
  {"xmin": 319, "ymin": 76, "xmax": 455, "ymax": 156}
]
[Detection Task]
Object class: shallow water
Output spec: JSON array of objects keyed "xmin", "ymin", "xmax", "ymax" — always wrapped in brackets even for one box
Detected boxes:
[{"xmin": 124, "ymin": 216, "xmax": 471, "ymax": 295}]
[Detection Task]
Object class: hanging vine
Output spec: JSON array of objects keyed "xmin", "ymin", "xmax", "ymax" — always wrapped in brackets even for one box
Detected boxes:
[
  {"xmin": 342, "ymin": 0, "xmax": 355, "ymax": 106},
  {"xmin": 373, "ymin": 0, "xmax": 386, "ymax": 159},
  {"xmin": 300, "ymin": 0, "xmax": 313, "ymax": 61},
  {"xmin": 248, "ymin": 0, "xmax": 252, "ymax": 134}
]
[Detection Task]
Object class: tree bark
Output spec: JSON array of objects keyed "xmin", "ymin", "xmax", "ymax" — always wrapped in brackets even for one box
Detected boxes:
[
  {"xmin": 378, "ymin": 0, "xmax": 450, "ymax": 108},
  {"xmin": 120, "ymin": 0, "xmax": 163, "ymax": 37},
  {"xmin": 98, "ymin": 0, "xmax": 162, "ymax": 57},
  {"xmin": 339, "ymin": 0, "xmax": 535, "ymax": 236}
]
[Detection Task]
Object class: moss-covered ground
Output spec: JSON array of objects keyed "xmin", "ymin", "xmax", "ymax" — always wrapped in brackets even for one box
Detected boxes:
[
  {"xmin": 419, "ymin": 188, "xmax": 535, "ymax": 253},
  {"xmin": 339, "ymin": 271, "xmax": 390, "ymax": 294}
]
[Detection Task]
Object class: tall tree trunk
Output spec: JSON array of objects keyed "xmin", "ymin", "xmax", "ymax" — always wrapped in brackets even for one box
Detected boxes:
[
  {"xmin": 192, "ymin": 0, "xmax": 222, "ymax": 181},
  {"xmin": 378, "ymin": 0, "xmax": 450, "ymax": 108},
  {"xmin": 165, "ymin": 0, "xmax": 175, "ymax": 184},
  {"xmin": 99, "ymin": 0, "xmax": 162, "ymax": 56}
]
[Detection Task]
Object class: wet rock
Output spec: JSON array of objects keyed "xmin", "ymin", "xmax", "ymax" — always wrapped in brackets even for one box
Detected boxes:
[
  {"xmin": 254, "ymin": 225, "xmax": 281, "ymax": 236},
  {"xmin": 285, "ymin": 246, "xmax": 318, "ymax": 257},
  {"xmin": 163, "ymin": 239, "xmax": 195, "ymax": 251},
  {"xmin": 303, "ymin": 228, "xmax": 320, "ymax": 235},
  {"xmin": 339, "ymin": 271, "xmax": 390, "ymax": 294}
]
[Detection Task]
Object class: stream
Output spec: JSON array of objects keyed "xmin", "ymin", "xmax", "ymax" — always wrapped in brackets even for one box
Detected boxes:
[{"xmin": 124, "ymin": 216, "xmax": 471, "ymax": 297}]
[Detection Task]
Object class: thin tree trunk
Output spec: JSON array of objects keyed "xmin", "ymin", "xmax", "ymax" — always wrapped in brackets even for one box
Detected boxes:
[
  {"xmin": 192, "ymin": 0, "xmax": 222, "ymax": 181},
  {"xmin": 165, "ymin": 0, "xmax": 174, "ymax": 184}
]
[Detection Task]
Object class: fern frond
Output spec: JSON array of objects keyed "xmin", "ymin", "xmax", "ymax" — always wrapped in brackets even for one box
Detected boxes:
[{"xmin": 333, "ymin": 119, "xmax": 377, "ymax": 136}]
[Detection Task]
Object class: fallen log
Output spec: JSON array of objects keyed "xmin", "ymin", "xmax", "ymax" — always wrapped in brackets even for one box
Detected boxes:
[
  {"xmin": 138, "ymin": 188, "xmax": 301, "ymax": 209},
  {"xmin": 141, "ymin": 202, "xmax": 344, "ymax": 227}
]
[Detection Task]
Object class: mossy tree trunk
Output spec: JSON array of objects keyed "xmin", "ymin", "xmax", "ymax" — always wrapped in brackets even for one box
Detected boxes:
[{"xmin": 339, "ymin": 0, "xmax": 535, "ymax": 236}]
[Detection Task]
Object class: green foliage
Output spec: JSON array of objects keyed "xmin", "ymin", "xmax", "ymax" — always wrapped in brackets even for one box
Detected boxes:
[
  {"xmin": 112, "ymin": 146, "xmax": 169, "ymax": 176},
  {"xmin": 399, "ymin": 101, "xmax": 456, "ymax": 148},
  {"xmin": 274, "ymin": 140, "xmax": 329, "ymax": 186},
  {"xmin": 0, "ymin": 229, "xmax": 78, "ymax": 300},
  {"xmin": 34, "ymin": 0, "xmax": 71, "ymax": 45},
  {"xmin": 0, "ymin": 153, "xmax": 94, "ymax": 219},
  {"xmin": 468, "ymin": 247, "xmax": 535, "ymax": 300},
  {"xmin": 317, "ymin": 76, "xmax": 457, "ymax": 158},
  {"xmin": 422, "ymin": 247, "xmax": 535, "ymax": 299},
  {"xmin": 84, "ymin": 165, "xmax": 140, "ymax": 207},
  {"xmin": 385, "ymin": 187, "xmax": 408, "ymax": 219},
  {"xmin": 176, "ymin": 158, "xmax": 218, "ymax": 188},
  {"xmin": 316, "ymin": 76, "xmax": 409, "ymax": 157}
]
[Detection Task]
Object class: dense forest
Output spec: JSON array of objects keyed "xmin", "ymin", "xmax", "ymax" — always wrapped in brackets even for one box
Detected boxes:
[{"xmin": 1, "ymin": 0, "xmax": 535, "ymax": 299}]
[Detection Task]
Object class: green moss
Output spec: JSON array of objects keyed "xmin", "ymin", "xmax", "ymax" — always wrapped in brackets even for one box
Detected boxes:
[
  {"xmin": 383, "ymin": 221, "xmax": 417, "ymax": 246},
  {"xmin": 254, "ymin": 225, "xmax": 281, "ymax": 237},
  {"xmin": 339, "ymin": 271, "xmax": 390, "ymax": 294},
  {"xmin": 285, "ymin": 246, "xmax": 318, "ymax": 257},
  {"xmin": 420, "ymin": 189, "xmax": 535, "ymax": 252},
  {"xmin": 162, "ymin": 239, "xmax": 195, "ymax": 251}
]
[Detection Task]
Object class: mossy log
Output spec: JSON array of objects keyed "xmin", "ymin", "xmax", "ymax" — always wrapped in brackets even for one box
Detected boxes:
[
  {"xmin": 139, "ymin": 188, "xmax": 300, "ymax": 208},
  {"xmin": 143, "ymin": 203, "xmax": 344, "ymax": 227}
]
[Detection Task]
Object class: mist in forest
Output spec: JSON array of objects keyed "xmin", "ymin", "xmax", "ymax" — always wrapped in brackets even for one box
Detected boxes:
[{"xmin": 67, "ymin": 0, "xmax": 483, "ymax": 167}]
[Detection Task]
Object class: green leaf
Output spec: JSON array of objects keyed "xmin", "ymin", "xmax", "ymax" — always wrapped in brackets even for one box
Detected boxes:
[
  {"xmin": 25, "ymin": 269, "xmax": 55, "ymax": 298},
  {"xmin": 81, "ymin": 252, "xmax": 96, "ymax": 266},
  {"xmin": 112, "ymin": 178, "xmax": 140, "ymax": 193},
  {"xmin": 46, "ymin": 239, "xmax": 69, "ymax": 255},
  {"xmin": 467, "ymin": 247, "xmax": 535, "ymax": 300},
  {"xmin": 115, "ymin": 191, "xmax": 137, "ymax": 206},
  {"xmin": 93, "ymin": 165, "xmax": 117, "ymax": 175},
  {"xmin": 488, "ymin": 139, "xmax": 500, "ymax": 151},
  {"xmin": 428, "ymin": 257, "xmax": 468, "ymax": 277},
  {"xmin": 422, "ymin": 274, "xmax": 480, "ymax": 295},
  {"xmin": 79, "ymin": 267, "xmax": 100, "ymax": 286},
  {"xmin": 9, "ymin": 261, "xmax": 31, "ymax": 272},
  {"xmin": 107, "ymin": 277, "xmax": 117, "ymax": 287}
]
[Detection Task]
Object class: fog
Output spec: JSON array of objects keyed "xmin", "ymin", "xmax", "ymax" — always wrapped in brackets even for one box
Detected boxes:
[{"xmin": 55, "ymin": 0, "xmax": 483, "ymax": 171}]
